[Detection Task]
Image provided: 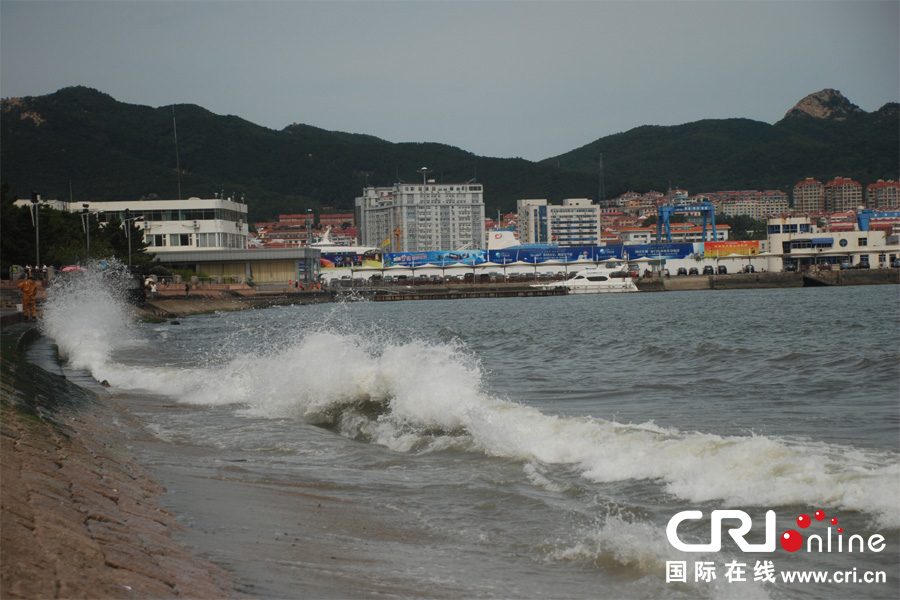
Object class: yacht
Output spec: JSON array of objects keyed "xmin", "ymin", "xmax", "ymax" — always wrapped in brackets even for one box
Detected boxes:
[{"xmin": 532, "ymin": 262, "xmax": 638, "ymax": 294}]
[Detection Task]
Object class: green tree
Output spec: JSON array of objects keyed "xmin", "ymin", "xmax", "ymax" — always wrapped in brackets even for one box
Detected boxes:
[{"xmin": 1, "ymin": 182, "xmax": 155, "ymax": 276}]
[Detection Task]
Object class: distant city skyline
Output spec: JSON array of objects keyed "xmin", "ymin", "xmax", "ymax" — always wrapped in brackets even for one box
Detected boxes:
[{"xmin": 1, "ymin": 1, "xmax": 898, "ymax": 162}]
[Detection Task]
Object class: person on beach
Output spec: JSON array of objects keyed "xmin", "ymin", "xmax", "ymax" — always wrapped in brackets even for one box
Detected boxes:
[
  {"xmin": 184, "ymin": 283, "xmax": 190, "ymax": 297},
  {"xmin": 151, "ymin": 282, "xmax": 158, "ymax": 298},
  {"xmin": 17, "ymin": 274, "xmax": 38, "ymax": 321}
]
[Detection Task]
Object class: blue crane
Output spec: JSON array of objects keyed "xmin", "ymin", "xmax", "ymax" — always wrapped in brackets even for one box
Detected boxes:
[{"xmin": 657, "ymin": 201, "xmax": 717, "ymax": 243}]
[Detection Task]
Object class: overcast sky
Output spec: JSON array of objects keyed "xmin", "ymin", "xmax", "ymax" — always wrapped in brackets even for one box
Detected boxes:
[{"xmin": 2, "ymin": 1, "xmax": 897, "ymax": 161}]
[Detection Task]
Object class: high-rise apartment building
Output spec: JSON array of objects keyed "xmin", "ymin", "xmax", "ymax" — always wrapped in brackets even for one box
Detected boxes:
[
  {"xmin": 355, "ymin": 181, "xmax": 485, "ymax": 252},
  {"xmin": 824, "ymin": 176, "xmax": 864, "ymax": 213},
  {"xmin": 517, "ymin": 198, "xmax": 601, "ymax": 246},
  {"xmin": 865, "ymin": 180, "xmax": 900, "ymax": 210},
  {"xmin": 710, "ymin": 190, "xmax": 790, "ymax": 219},
  {"xmin": 792, "ymin": 178, "xmax": 825, "ymax": 213}
]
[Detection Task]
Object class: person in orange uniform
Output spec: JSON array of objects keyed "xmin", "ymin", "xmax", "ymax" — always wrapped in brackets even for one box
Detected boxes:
[{"xmin": 17, "ymin": 274, "xmax": 38, "ymax": 322}]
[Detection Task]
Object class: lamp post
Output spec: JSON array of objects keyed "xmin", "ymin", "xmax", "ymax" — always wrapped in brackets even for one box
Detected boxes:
[
  {"xmin": 30, "ymin": 192, "xmax": 40, "ymax": 267},
  {"xmin": 123, "ymin": 209, "xmax": 143, "ymax": 268},
  {"xmin": 82, "ymin": 204, "xmax": 91, "ymax": 250}
]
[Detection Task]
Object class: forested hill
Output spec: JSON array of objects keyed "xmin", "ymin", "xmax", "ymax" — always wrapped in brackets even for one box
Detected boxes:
[
  {"xmin": 543, "ymin": 89, "xmax": 898, "ymax": 195},
  {"xmin": 1, "ymin": 86, "xmax": 896, "ymax": 222}
]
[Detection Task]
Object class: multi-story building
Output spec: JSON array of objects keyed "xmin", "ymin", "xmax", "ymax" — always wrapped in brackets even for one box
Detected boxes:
[
  {"xmin": 708, "ymin": 190, "xmax": 790, "ymax": 219},
  {"xmin": 67, "ymin": 197, "xmax": 250, "ymax": 251},
  {"xmin": 516, "ymin": 198, "xmax": 601, "ymax": 246},
  {"xmin": 824, "ymin": 176, "xmax": 864, "ymax": 213},
  {"xmin": 793, "ymin": 178, "xmax": 822, "ymax": 213},
  {"xmin": 792, "ymin": 178, "xmax": 825, "ymax": 214},
  {"xmin": 319, "ymin": 212, "xmax": 355, "ymax": 228},
  {"xmin": 618, "ymin": 223, "xmax": 730, "ymax": 244},
  {"xmin": 766, "ymin": 214, "xmax": 900, "ymax": 269},
  {"xmin": 866, "ymin": 180, "xmax": 900, "ymax": 209},
  {"xmin": 355, "ymin": 181, "xmax": 486, "ymax": 252},
  {"xmin": 35, "ymin": 196, "xmax": 318, "ymax": 283}
]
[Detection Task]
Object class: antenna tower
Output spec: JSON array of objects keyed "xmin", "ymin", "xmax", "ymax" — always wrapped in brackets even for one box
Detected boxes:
[
  {"xmin": 173, "ymin": 106, "xmax": 182, "ymax": 200},
  {"xmin": 598, "ymin": 154, "xmax": 605, "ymax": 206}
]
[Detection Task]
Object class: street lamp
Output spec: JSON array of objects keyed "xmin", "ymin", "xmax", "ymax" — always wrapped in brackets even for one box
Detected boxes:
[
  {"xmin": 82, "ymin": 204, "xmax": 91, "ymax": 250},
  {"xmin": 123, "ymin": 209, "xmax": 143, "ymax": 268},
  {"xmin": 29, "ymin": 192, "xmax": 40, "ymax": 267},
  {"xmin": 418, "ymin": 166, "xmax": 431, "ymax": 186}
]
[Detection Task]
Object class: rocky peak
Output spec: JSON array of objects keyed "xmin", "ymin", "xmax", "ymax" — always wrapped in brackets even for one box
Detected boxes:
[{"xmin": 783, "ymin": 89, "xmax": 864, "ymax": 121}]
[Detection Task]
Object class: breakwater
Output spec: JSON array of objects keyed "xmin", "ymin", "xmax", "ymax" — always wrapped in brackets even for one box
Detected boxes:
[{"xmin": 0, "ymin": 326, "xmax": 238, "ymax": 598}]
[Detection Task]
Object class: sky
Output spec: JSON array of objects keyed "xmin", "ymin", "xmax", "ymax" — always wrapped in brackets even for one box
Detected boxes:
[{"xmin": 1, "ymin": 1, "xmax": 898, "ymax": 162}]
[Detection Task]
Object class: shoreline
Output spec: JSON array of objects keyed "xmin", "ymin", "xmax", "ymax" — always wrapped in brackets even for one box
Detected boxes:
[
  {"xmin": 0, "ymin": 325, "xmax": 240, "ymax": 598},
  {"xmin": 131, "ymin": 269, "xmax": 899, "ymax": 318},
  {"xmin": 0, "ymin": 324, "xmax": 474, "ymax": 599},
  {"xmin": 3, "ymin": 269, "xmax": 897, "ymax": 324}
]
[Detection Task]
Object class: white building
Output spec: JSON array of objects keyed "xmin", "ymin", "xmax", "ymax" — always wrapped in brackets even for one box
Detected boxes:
[
  {"xmin": 764, "ymin": 215, "xmax": 900, "ymax": 270},
  {"xmin": 81, "ymin": 197, "xmax": 249, "ymax": 251},
  {"xmin": 355, "ymin": 182, "xmax": 486, "ymax": 252},
  {"xmin": 517, "ymin": 198, "xmax": 601, "ymax": 246}
]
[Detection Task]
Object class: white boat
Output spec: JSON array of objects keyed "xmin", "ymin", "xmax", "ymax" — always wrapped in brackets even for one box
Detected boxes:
[{"xmin": 531, "ymin": 263, "xmax": 638, "ymax": 294}]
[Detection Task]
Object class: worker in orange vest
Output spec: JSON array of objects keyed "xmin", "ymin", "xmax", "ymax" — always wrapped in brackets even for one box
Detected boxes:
[{"xmin": 17, "ymin": 274, "xmax": 38, "ymax": 322}]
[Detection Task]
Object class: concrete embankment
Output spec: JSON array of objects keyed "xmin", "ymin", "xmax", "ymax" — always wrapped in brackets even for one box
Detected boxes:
[
  {"xmin": 636, "ymin": 269, "xmax": 899, "ymax": 292},
  {"xmin": 0, "ymin": 325, "xmax": 240, "ymax": 598},
  {"xmin": 4, "ymin": 271, "xmax": 899, "ymax": 324}
]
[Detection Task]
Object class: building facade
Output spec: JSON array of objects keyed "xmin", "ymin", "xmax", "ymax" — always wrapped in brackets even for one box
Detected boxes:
[
  {"xmin": 355, "ymin": 182, "xmax": 486, "ymax": 252},
  {"xmin": 75, "ymin": 197, "xmax": 250, "ymax": 252},
  {"xmin": 766, "ymin": 215, "xmax": 900, "ymax": 269},
  {"xmin": 824, "ymin": 177, "xmax": 864, "ymax": 213},
  {"xmin": 865, "ymin": 180, "xmax": 900, "ymax": 210},
  {"xmin": 709, "ymin": 190, "xmax": 790, "ymax": 219},
  {"xmin": 618, "ymin": 223, "xmax": 730, "ymax": 244},
  {"xmin": 516, "ymin": 198, "xmax": 601, "ymax": 246},
  {"xmin": 792, "ymin": 178, "xmax": 825, "ymax": 214}
]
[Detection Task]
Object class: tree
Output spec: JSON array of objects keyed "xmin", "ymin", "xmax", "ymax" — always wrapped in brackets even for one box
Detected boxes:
[{"xmin": 0, "ymin": 182, "xmax": 155, "ymax": 276}]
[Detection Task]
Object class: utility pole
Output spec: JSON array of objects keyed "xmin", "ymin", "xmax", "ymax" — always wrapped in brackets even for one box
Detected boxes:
[{"xmin": 30, "ymin": 192, "xmax": 40, "ymax": 267}]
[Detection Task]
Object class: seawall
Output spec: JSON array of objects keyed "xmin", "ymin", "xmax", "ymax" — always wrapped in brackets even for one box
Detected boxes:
[
  {"xmin": 636, "ymin": 269, "xmax": 899, "ymax": 292},
  {"xmin": 0, "ymin": 325, "xmax": 240, "ymax": 598}
]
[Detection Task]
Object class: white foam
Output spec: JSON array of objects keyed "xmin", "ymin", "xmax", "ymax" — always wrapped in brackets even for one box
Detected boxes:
[
  {"xmin": 548, "ymin": 514, "xmax": 772, "ymax": 599},
  {"xmin": 40, "ymin": 278, "xmax": 900, "ymax": 528},
  {"xmin": 41, "ymin": 261, "xmax": 137, "ymax": 375}
]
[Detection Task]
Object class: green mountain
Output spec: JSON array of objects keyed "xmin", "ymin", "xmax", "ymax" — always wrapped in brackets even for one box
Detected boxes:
[
  {"xmin": 1, "ymin": 87, "xmax": 896, "ymax": 223},
  {"xmin": 543, "ymin": 89, "xmax": 899, "ymax": 195}
]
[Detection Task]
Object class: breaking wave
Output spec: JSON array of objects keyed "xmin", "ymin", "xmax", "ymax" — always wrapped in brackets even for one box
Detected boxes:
[{"xmin": 40, "ymin": 270, "xmax": 900, "ymax": 529}]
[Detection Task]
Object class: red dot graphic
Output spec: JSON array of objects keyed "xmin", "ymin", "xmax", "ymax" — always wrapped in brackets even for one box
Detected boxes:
[
  {"xmin": 838, "ymin": 528, "xmax": 844, "ymax": 533},
  {"xmin": 797, "ymin": 514, "xmax": 811, "ymax": 528},
  {"xmin": 781, "ymin": 530, "xmax": 804, "ymax": 552},
  {"xmin": 831, "ymin": 518, "xmax": 838, "ymax": 525},
  {"xmin": 814, "ymin": 510, "xmax": 825, "ymax": 521}
]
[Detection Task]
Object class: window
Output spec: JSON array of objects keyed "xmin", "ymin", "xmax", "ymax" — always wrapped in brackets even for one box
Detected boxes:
[
  {"xmin": 169, "ymin": 233, "xmax": 192, "ymax": 247},
  {"xmin": 858, "ymin": 237, "xmax": 868, "ymax": 247}
]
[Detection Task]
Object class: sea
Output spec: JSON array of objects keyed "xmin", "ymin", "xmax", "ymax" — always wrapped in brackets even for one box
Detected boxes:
[{"xmin": 35, "ymin": 267, "xmax": 899, "ymax": 599}]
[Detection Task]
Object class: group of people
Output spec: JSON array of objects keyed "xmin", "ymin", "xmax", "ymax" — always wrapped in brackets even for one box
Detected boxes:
[
  {"xmin": 287, "ymin": 280, "xmax": 325, "ymax": 291},
  {"xmin": 24, "ymin": 264, "xmax": 48, "ymax": 280},
  {"xmin": 143, "ymin": 278, "xmax": 159, "ymax": 298}
]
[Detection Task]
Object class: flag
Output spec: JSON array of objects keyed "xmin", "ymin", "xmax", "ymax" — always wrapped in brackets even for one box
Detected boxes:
[{"xmin": 381, "ymin": 238, "xmax": 391, "ymax": 247}]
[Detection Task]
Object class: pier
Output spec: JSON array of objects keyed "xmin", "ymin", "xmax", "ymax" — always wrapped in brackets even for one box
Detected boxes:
[{"xmin": 370, "ymin": 286, "xmax": 566, "ymax": 302}]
